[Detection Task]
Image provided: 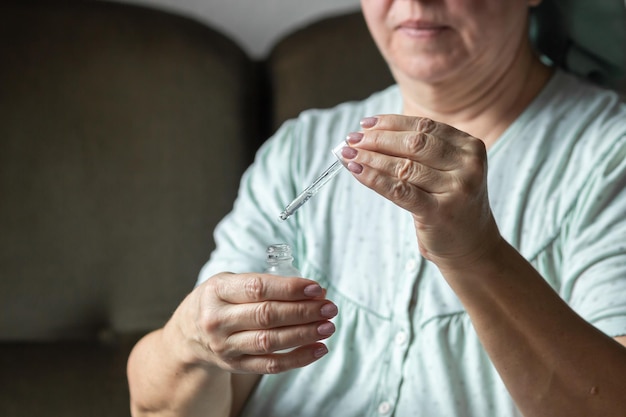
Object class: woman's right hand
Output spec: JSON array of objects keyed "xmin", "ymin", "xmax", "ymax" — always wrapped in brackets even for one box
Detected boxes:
[{"xmin": 173, "ymin": 272, "xmax": 338, "ymax": 375}]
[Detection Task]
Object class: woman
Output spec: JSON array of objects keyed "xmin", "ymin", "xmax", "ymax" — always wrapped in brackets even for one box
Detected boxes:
[{"xmin": 128, "ymin": 0, "xmax": 626, "ymax": 416}]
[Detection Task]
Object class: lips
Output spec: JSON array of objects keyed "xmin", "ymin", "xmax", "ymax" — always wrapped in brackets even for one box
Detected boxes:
[{"xmin": 396, "ymin": 20, "xmax": 448, "ymax": 35}]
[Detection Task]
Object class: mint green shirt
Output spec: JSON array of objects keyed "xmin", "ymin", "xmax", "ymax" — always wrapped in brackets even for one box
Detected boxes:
[{"xmin": 198, "ymin": 70, "xmax": 626, "ymax": 417}]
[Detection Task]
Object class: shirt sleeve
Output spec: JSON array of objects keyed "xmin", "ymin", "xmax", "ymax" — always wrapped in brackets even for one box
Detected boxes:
[{"xmin": 561, "ymin": 132, "xmax": 626, "ymax": 337}]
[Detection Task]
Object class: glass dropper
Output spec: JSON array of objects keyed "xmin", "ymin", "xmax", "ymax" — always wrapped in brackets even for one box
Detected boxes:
[{"xmin": 279, "ymin": 142, "xmax": 346, "ymax": 221}]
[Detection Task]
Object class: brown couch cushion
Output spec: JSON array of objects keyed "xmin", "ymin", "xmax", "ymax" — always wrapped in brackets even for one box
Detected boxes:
[
  {"xmin": 0, "ymin": 336, "xmax": 138, "ymax": 417},
  {"xmin": 265, "ymin": 11, "xmax": 395, "ymax": 133}
]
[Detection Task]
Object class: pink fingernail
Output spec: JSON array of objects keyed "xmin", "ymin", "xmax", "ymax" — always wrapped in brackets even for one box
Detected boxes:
[
  {"xmin": 317, "ymin": 322, "xmax": 335, "ymax": 336},
  {"xmin": 313, "ymin": 345, "xmax": 328, "ymax": 358},
  {"xmin": 341, "ymin": 146, "xmax": 358, "ymax": 160},
  {"xmin": 304, "ymin": 284, "xmax": 323, "ymax": 297},
  {"xmin": 347, "ymin": 161, "xmax": 363, "ymax": 174},
  {"xmin": 346, "ymin": 132, "xmax": 363, "ymax": 144},
  {"xmin": 360, "ymin": 117, "xmax": 378, "ymax": 129},
  {"xmin": 320, "ymin": 303, "xmax": 338, "ymax": 318}
]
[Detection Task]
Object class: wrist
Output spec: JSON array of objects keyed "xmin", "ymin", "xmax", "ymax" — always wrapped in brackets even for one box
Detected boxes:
[
  {"xmin": 162, "ymin": 297, "xmax": 220, "ymax": 372},
  {"xmin": 434, "ymin": 235, "xmax": 529, "ymax": 301},
  {"xmin": 428, "ymin": 220, "xmax": 505, "ymax": 277}
]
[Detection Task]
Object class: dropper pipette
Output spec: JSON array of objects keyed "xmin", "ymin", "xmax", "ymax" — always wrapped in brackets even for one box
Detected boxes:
[{"xmin": 279, "ymin": 160, "xmax": 343, "ymax": 220}]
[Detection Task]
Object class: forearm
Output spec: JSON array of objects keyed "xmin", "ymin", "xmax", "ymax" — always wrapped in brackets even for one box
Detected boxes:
[
  {"xmin": 127, "ymin": 325, "xmax": 232, "ymax": 417},
  {"xmin": 439, "ymin": 238, "xmax": 626, "ymax": 417}
]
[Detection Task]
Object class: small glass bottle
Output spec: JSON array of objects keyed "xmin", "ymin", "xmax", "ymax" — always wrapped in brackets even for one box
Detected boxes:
[
  {"xmin": 265, "ymin": 243, "xmax": 301, "ymax": 353},
  {"xmin": 265, "ymin": 243, "xmax": 301, "ymax": 276}
]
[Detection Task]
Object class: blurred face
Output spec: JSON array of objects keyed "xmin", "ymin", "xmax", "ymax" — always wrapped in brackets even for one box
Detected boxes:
[{"xmin": 360, "ymin": 0, "xmax": 538, "ymax": 85}]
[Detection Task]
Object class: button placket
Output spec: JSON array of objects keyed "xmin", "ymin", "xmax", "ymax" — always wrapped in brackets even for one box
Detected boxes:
[{"xmin": 373, "ymin": 230, "xmax": 421, "ymax": 417}]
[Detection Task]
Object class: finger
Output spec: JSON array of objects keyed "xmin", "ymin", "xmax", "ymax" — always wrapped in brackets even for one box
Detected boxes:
[
  {"xmin": 341, "ymin": 146, "xmax": 449, "ymax": 195},
  {"xmin": 349, "ymin": 129, "xmax": 461, "ymax": 171},
  {"xmin": 219, "ymin": 299, "xmax": 338, "ymax": 333},
  {"xmin": 344, "ymin": 152, "xmax": 439, "ymax": 215},
  {"xmin": 347, "ymin": 129, "xmax": 456, "ymax": 172},
  {"xmin": 356, "ymin": 114, "xmax": 475, "ymax": 165},
  {"xmin": 207, "ymin": 272, "xmax": 325, "ymax": 304},
  {"xmin": 226, "ymin": 320, "xmax": 335, "ymax": 356},
  {"xmin": 228, "ymin": 343, "xmax": 330, "ymax": 374},
  {"xmin": 361, "ymin": 114, "xmax": 462, "ymax": 139}
]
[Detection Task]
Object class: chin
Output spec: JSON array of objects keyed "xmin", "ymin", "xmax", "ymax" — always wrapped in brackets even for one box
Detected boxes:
[{"xmin": 390, "ymin": 59, "xmax": 454, "ymax": 85}]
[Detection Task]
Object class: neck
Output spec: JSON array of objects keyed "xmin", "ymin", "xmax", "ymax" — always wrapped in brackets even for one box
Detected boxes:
[{"xmin": 396, "ymin": 42, "xmax": 552, "ymax": 148}]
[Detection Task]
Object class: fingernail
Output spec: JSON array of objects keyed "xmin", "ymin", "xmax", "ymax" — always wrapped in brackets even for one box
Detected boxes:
[
  {"xmin": 313, "ymin": 345, "xmax": 328, "ymax": 358},
  {"xmin": 347, "ymin": 161, "xmax": 363, "ymax": 174},
  {"xmin": 341, "ymin": 146, "xmax": 358, "ymax": 160},
  {"xmin": 360, "ymin": 117, "xmax": 378, "ymax": 129},
  {"xmin": 304, "ymin": 284, "xmax": 323, "ymax": 297},
  {"xmin": 320, "ymin": 303, "xmax": 338, "ymax": 318},
  {"xmin": 317, "ymin": 322, "xmax": 335, "ymax": 336},
  {"xmin": 346, "ymin": 132, "xmax": 363, "ymax": 144}
]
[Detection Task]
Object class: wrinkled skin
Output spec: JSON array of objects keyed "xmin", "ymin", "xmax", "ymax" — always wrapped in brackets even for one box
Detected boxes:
[
  {"xmin": 341, "ymin": 115, "xmax": 498, "ymax": 269},
  {"xmin": 183, "ymin": 272, "xmax": 338, "ymax": 374}
]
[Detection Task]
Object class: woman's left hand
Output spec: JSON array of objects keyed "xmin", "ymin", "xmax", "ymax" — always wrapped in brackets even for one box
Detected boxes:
[{"xmin": 341, "ymin": 114, "xmax": 502, "ymax": 271}]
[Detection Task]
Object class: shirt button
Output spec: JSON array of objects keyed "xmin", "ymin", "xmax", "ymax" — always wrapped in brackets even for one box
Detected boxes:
[
  {"xmin": 394, "ymin": 331, "xmax": 408, "ymax": 346},
  {"xmin": 378, "ymin": 401, "xmax": 392, "ymax": 415},
  {"xmin": 405, "ymin": 259, "xmax": 418, "ymax": 273}
]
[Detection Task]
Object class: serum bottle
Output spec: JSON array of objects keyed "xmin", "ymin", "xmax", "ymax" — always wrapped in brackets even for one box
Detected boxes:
[
  {"xmin": 265, "ymin": 243, "xmax": 301, "ymax": 276},
  {"xmin": 264, "ymin": 243, "xmax": 301, "ymax": 353}
]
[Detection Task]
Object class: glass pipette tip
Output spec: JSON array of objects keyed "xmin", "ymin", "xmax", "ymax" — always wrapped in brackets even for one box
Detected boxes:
[{"xmin": 279, "ymin": 160, "xmax": 343, "ymax": 221}]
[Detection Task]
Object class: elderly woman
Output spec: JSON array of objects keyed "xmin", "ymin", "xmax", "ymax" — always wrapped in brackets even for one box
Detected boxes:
[{"xmin": 128, "ymin": 0, "xmax": 626, "ymax": 416}]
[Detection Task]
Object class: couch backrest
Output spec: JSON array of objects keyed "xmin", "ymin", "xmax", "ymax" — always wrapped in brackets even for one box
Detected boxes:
[
  {"xmin": 266, "ymin": 11, "xmax": 395, "ymax": 134},
  {"xmin": 0, "ymin": 0, "xmax": 255, "ymax": 341}
]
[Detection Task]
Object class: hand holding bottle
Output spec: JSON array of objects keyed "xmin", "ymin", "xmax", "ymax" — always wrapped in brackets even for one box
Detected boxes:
[{"xmin": 169, "ymin": 270, "xmax": 337, "ymax": 375}]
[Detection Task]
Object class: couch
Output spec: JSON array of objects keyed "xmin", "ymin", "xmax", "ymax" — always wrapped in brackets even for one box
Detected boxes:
[{"xmin": 0, "ymin": 1, "xmax": 393, "ymax": 415}]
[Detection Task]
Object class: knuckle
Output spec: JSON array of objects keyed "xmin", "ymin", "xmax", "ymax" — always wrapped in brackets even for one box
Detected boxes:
[
  {"xmin": 195, "ymin": 298, "xmax": 222, "ymax": 335},
  {"xmin": 200, "ymin": 328, "xmax": 230, "ymax": 359},
  {"xmin": 415, "ymin": 117, "xmax": 436, "ymax": 133},
  {"xmin": 404, "ymin": 132, "xmax": 427, "ymax": 155},
  {"xmin": 458, "ymin": 139, "xmax": 487, "ymax": 186},
  {"xmin": 464, "ymin": 151, "xmax": 487, "ymax": 181},
  {"xmin": 254, "ymin": 301, "xmax": 273, "ymax": 328},
  {"xmin": 254, "ymin": 330, "xmax": 273, "ymax": 353},
  {"xmin": 464, "ymin": 137, "xmax": 487, "ymax": 157},
  {"xmin": 244, "ymin": 276, "xmax": 265, "ymax": 301},
  {"xmin": 264, "ymin": 357, "xmax": 283, "ymax": 374},
  {"xmin": 468, "ymin": 155, "xmax": 487, "ymax": 178},
  {"xmin": 210, "ymin": 339, "xmax": 229, "ymax": 357},
  {"xmin": 396, "ymin": 158, "xmax": 417, "ymax": 182},
  {"xmin": 390, "ymin": 181, "xmax": 412, "ymax": 201},
  {"xmin": 204, "ymin": 274, "xmax": 229, "ymax": 304},
  {"xmin": 295, "ymin": 302, "xmax": 311, "ymax": 320},
  {"xmin": 198, "ymin": 310, "xmax": 220, "ymax": 334},
  {"xmin": 203, "ymin": 277, "xmax": 220, "ymax": 298}
]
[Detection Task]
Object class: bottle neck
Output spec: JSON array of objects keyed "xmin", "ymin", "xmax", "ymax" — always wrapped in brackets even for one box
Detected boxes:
[{"xmin": 265, "ymin": 244, "xmax": 300, "ymax": 276}]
